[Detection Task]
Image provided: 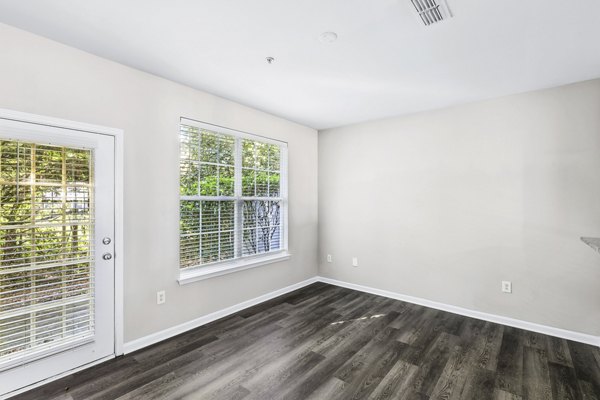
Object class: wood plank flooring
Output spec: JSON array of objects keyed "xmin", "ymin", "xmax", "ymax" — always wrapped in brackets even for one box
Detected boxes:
[{"xmin": 11, "ymin": 282, "xmax": 600, "ymax": 400}]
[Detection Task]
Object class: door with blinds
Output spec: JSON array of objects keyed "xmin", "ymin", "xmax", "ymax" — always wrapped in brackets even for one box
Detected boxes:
[{"xmin": 0, "ymin": 116, "xmax": 115, "ymax": 396}]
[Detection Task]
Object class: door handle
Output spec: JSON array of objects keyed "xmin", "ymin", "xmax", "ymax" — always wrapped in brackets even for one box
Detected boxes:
[{"xmin": 102, "ymin": 253, "xmax": 113, "ymax": 261}]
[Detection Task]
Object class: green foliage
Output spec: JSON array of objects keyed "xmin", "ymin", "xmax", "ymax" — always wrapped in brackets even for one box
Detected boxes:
[
  {"xmin": 242, "ymin": 139, "xmax": 280, "ymax": 171},
  {"xmin": 179, "ymin": 128, "xmax": 281, "ymax": 198},
  {"xmin": 179, "ymin": 127, "xmax": 283, "ymax": 268}
]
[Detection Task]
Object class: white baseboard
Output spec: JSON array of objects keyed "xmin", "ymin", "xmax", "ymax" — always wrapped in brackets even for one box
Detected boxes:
[
  {"xmin": 317, "ymin": 276, "xmax": 600, "ymax": 347},
  {"xmin": 123, "ymin": 277, "xmax": 319, "ymax": 354},
  {"xmin": 124, "ymin": 274, "xmax": 598, "ymax": 355}
]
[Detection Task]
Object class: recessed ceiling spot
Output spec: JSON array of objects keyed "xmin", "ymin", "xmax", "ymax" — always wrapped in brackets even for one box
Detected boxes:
[{"xmin": 319, "ymin": 31, "xmax": 338, "ymax": 43}]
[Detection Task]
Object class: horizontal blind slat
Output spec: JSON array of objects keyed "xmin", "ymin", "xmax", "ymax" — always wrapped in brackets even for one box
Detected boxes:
[
  {"xmin": 0, "ymin": 278, "xmax": 92, "ymax": 299},
  {"xmin": 0, "ymin": 303, "xmax": 90, "ymax": 330},
  {"xmin": 0, "ymin": 316, "xmax": 93, "ymax": 352},
  {"xmin": 0, "ymin": 294, "xmax": 92, "ymax": 320},
  {"xmin": 0, "ymin": 249, "xmax": 93, "ymax": 265},
  {"xmin": 0, "ymin": 258, "xmax": 94, "ymax": 275},
  {"xmin": 0, "ymin": 266, "xmax": 90, "ymax": 285}
]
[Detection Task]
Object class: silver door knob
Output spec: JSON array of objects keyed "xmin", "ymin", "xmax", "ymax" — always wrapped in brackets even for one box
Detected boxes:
[
  {"xmin": 102, "ymin": 237, "xmax": 112, "ymax": 245},
  {"xmin": 102, "ymin": 253, "xmax": 113, "ymax": 261}
]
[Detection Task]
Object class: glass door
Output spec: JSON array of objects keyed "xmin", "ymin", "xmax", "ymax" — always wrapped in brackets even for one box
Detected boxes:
[{"xmin": 0, "ymin": 118, "xmax": 115, "ymax": 396}]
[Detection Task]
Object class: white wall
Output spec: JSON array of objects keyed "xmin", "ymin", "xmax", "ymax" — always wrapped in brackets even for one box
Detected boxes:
[
  {"xmin": 2, "ymin": 20, "xmax": 599, "ymax": 344},
  {"xmin": 0, "ymin": 23, "xmax": 319, "ymax": 343},
  {"xmin": 319, "ymin": 79, "xmax": 600, "ymax": 336}
]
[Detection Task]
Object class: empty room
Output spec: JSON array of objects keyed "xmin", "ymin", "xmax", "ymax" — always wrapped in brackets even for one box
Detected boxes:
[{"xmin": 0, "ymin": 0, "xmax": 599, "ymax": 399}]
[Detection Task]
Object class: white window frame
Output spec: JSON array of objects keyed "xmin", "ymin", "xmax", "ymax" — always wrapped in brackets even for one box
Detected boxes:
[{"xmin": 178, "ymin": 118, "xmax": 289, "ymax": 284}]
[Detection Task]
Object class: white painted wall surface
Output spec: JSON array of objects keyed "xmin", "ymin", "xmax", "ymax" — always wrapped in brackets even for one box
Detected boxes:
[
  {"xmin": 319, "ymin": 79, "xmax": 600, "ymax": 336},
  {"xmin": 2, "ymin": 20, "xmax": 599, "ymax": 344},
  {"xmin": 0, "ymin": 23, "xmax": 318, "ymax": 343}
]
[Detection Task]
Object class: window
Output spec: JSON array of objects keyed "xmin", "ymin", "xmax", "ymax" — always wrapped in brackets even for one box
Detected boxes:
[{"xmin": 179, "ymin": 119, "xmax": 288, "ymax": 282}]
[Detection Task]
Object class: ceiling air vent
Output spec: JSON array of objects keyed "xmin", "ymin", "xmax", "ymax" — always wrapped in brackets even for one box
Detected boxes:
[{"xmin": 411, "ymin": 0, "xmax": 452, "ymax": 26}]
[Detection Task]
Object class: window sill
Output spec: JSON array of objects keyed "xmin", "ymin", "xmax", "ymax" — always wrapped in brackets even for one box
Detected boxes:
[{"xmin": 178, "ymin": 251, "xmax": 291, "ymax": 285}]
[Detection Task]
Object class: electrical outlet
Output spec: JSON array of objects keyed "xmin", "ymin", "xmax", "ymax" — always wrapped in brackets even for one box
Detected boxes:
[
  {"xmin": 501, "ymin": 281, "xmax": 512, "ymax": 294},
  {"xmin": 327, "ymin": 254, "xmax": 333, "ymax": 263},
  {"xmin": 352, "ymin": 257, "xmax": 359, "ymax": 267},
  {"xmin": 157, "ymin": 290, "xmax": 166, "ymax": 304}
]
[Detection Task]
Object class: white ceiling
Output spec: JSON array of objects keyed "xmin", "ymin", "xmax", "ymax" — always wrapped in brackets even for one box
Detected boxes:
[{"xmin": 1, "ymin": 0, "xmax": 599, "ymax": 129}]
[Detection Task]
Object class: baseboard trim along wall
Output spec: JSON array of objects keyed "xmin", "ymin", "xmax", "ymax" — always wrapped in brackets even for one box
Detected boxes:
[
  {"xmin": 317, "ymin": 276, "xmax": 600, "ymax": 347},
  {"xmin": 125, "ymin": 274, "xmax": 599, "ymax": 355},
  {"xmin": 123, "ymin": 276, "xmax": 320, "ymax": 354}
]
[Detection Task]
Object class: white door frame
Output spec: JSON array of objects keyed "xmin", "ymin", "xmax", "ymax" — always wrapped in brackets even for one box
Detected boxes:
[{"xmin": 0, "ymin": 108, "xmax": 125, "ymax": 388}]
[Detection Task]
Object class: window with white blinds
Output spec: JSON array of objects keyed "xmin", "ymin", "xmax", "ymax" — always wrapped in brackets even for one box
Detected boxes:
[
  {"xmin": 0, "ymin": 140, "xmax": 94, "ymax": 365},
  {"xmin": 179, "ymin": 121, "xmax": 287, "ymax": 272}
]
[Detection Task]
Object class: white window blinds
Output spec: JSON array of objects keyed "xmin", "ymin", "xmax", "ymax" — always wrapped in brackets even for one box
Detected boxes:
[
  {"xmin": 0, "ymin": 140, "xmax": 94, "ymax": 366},
  {"xmin": 179, "ymin": 121, "xmax": 287, "ymax": 270}
]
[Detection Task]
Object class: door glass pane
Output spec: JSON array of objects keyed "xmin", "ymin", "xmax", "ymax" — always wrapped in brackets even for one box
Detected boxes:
[{"xmin": 0, "ymin": 140, "xmax": 95, "ymax": 365}]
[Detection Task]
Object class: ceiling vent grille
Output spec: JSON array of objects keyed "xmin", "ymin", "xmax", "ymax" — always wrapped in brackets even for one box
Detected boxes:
[{"xmin": 411, "ymin": 0, "xmax": 452, "ymax": 26}]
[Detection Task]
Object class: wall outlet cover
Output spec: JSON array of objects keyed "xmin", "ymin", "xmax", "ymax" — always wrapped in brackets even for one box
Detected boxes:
[{"xmin": 157, "ymin": 290, "xmax": 166, "ymax": 304}]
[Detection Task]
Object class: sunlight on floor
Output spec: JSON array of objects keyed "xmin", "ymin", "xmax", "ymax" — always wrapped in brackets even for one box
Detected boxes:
[{"xmin": 330, "ymin": 314, "xmax": 386, "ymax": 326}]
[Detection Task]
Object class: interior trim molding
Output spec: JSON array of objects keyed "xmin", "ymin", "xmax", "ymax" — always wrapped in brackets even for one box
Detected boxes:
[
  {"xmin": 123, "ymin": 276, "xmax": 320, "ymax": 354},
  {"xmin": 178, "ymin": 252, "xmax": 292, "ymax": 285},
  {"xmin": 317, "ymin": 276, "xmax": 600, "ymax": 347}
]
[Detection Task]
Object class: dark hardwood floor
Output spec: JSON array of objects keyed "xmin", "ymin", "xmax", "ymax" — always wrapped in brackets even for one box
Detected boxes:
[{"xmin": 12, "ymin": 282, "xmax": 600, "ymax": 400}]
